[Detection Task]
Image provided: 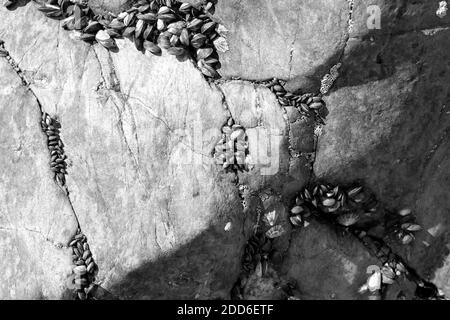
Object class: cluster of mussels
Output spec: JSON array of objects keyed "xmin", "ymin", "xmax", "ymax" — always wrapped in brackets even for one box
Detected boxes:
[
  {"xmin": 264, "ymin": 78, "xmax": 328, "ymax": 125},
  {"xmin": 288, "ymin": 184, "xmax": 378, "ymax": 229},
  {"xmin": 41, "ymin": 112, "xmax": 68, "ymax": 188},
  {"xmin": 355, "ymin": 229, "xmax": 444, "ymax": 300},
  {"xmin": 232, "ymin": 232, "xmax": 272, "ymax": 299},
  {"xmin": 23, "ymin": 0, "xmax": 223, "ymax": 78},
  {"xmin": 288, "ymin": 182, "xmax": 443, "ymax": 299},
  {"xmin": 214, "ymin": 117, "xmax": 249, "ymax": 173},
  {"xmin": 69, "ymin": 230, "xmax": 98, "ymax": 300},
  {"xmin": 288, "ymin": 183, "xmax": 423, "ymax": 247}
]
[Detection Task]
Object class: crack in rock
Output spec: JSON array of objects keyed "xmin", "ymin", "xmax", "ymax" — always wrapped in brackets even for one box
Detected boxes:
[{"xmin": 0, "ymin": 38, "xmax": 104, "ymax": 299}]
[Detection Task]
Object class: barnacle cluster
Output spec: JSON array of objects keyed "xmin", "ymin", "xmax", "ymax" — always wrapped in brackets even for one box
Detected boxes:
[{"xmin": 320, "ymin": 62, "xmax": 341, "ymax": 95}]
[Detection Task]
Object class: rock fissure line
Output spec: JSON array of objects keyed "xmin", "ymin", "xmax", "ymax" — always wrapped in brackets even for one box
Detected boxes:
[
  {"xmin": 287, "ymin": 183, "xmax": 445, "ymax": 300},
  {"xmin": 0, "ymin": 39, "xmax": 105, "ymax": 300},
  {"xmin": 92, "ymin": 47, "xmax": 214, "ymax": 163},
  {"xmin": 0, "ymin": 225, "xmax": 67, "ymax": 248}
]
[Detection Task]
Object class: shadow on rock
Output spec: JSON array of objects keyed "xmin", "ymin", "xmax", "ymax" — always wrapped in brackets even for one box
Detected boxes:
[
  {"xmin": 310, "ymin": 22, "xmax": 450, "ymax": 293},
  {"xmin": 107, "ymin": 224, "xmax": 251, "ymax": 300}
]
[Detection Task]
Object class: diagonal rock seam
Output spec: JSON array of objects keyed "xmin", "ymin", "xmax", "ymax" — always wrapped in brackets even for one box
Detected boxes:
[
  {"xmin": 348, "ymin": 222, "xmax": 442, "ymax": 299},
  {"xmin": 0, "ymin": 40, "xmax": 114, "ymax": 299},
  {"xmin": 289, "ymin": 182, "xmax": 446, "ymax": 299}
]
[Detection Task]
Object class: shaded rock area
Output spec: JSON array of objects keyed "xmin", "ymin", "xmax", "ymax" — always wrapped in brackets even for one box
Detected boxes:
[
  {"xmin": 350, "ymin": 0, "xmax": 450, "ymax": 38},
  {"xmin": 281, "ymin": 220, "xmax": 379, "ymax": 300},
  {"xmin": 0, "ymin": 0, "xmax": 449, "ymax": 300},
  {"xmin": 314, "ymin": 2, "xmax": 450, "ymax": 296}
]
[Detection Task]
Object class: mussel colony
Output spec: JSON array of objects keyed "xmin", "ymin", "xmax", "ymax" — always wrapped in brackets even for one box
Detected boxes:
[
  {"xmin": 4, "ymin": 0, "xmax": 224, "ymax": 78},
  {"xmin": 288, "ymin": 184, "xmax": 423, "ymax": 245},
  {"xmin": 289, "ymin": 183, "xmax": 425, "ymax": 298},
  {"xmin": 68, "ymin": 230, "xmax": 99, "ymax": 300},
  {"xmin": 233, "ymin": 182, "xmax": 444, "ymax": 300},
  {"xmin": 264, "ymin": 78, "xmax": 328, "ymax": 125},
  {"xmin": 2, "ymin": 0, "xmax": 444, "ymax": 301},
  {"xmin": 40, "ymin": 113, "xmax": 68, "ymax": 189}
]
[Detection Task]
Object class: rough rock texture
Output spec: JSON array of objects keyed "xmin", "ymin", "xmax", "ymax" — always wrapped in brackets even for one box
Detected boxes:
[
  {"xmin": 214, "ymin": 0, "xmax": 350, "ymax": 82},
  {"xmin": 0, "ymin": 1, "xmax": 311, "ymax": 299},
  {"xmin": 0, "ymin": 59, "xmax": 78, "ymax": 299},
  {"xmin": 314, "ymin": 3, "xmax": 450, "ymax": 295},
  {"xmin": 281, "ymin": 221, "xmax": 379, "ymax": 300},
  {"xmin": 0, "ymin": 3, "xmax": 245, "ymax": 299},
  {"xmin": 1, "ymin": 0, "xmax": 450, "ymax": 300}
]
